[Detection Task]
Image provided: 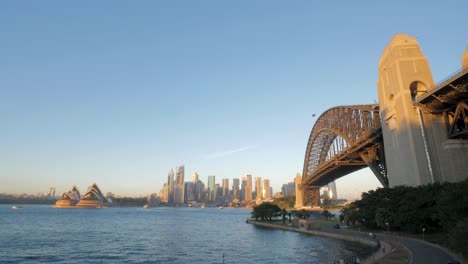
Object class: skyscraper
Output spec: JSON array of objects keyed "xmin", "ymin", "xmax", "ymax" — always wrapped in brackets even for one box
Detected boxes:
[
  {"xmin": 192, "ymin": 172, "xmax": 199, "ymax": 183},
  {"xmin": 222, "ymin": 178, "xmax": 229, "ymax": 201},
  {"xmin": 174, "ymin": 165, "xmax": 185, "ymax": 203},
  {"xmin": 167, "ymin": 169, "xmax": 174, "ymax": 203},
  {"xmin": 245, "ymin": 174, "xmax": 252, "ymax": 202},
  {"xmin": 255, "ymin": 177, "xmax": 262, "ymax": 201},
  {"xmin": 281, "ymin": 182, "xmax": 295, "ymax": 196},
  {"xmin": 232, "ymin": 178, "xmax": 240, "ymax": 201},
  {"xmin": 208, "ymin": 175, "xmax": 216, "ymax": 202},
  {"xmin": 327, "ymin": 181, "xmax": 338, "ymax": 200},
  {"xmin": 263, "ymin": 179, "xmax": 271, "ymax": 200}
]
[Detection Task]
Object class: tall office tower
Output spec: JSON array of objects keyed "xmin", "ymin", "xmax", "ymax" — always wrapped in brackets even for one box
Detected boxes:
[
  {"xmin": 241, "ymin": 176, "xmax": 246, "ymax": 201},
  {"xmin": 167, "ymin": 169, "xmax": 175, "ymax": 203},
  {"xmin": 232, "ymin": 178, "xmax": 240, "ymax": 200},
  {"xmin": 174, "ymin": 165, "xmax": 185, "ymax": 203},
  {"xmin": 244, "ymin": 174, "xmax": 253, "ymax": 201},
  {"xmin": 48, "ymin": 186, "xmax": 56, "ymax": 197},
  {"xmin": 281, "ymin": 182, "xmax": 295, "ymax": 196},
  {"xmin": 161, "ymin": 183, "xmax": 169, "ymax": 202},
  {"xmin": 192, "ymin": 172, "xmax": 199, "ymax": 183},
  {"xmin": 263, "ymin": 179, "xmax": 271, "ymax": 200},
  {"xmin": 194, "ymin": 179, "xmax": 205, "ymax": 202},
  {"xmin": 208, "ymin": 175, "xmax": 216, "ymax": 202},
  {"xmin": 327, "ymin": 181, "xmax": 338, "ymax": 200},
  {"xmin": 255, "ymin": 177, "xmax": 262, "ymax": 200},
  {"xmin": 216, "ymin": 184, "xmax": 223, "ymax": 203},
  {"xmin": 184, "ymin": 182, "xmax": 195, "ymax": 202},
  {"xmin": 222, "ymin": 179, "xmax": 229, "ymax": 201}
]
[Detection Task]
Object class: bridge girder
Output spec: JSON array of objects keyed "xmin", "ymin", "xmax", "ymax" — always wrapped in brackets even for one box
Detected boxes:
[{"xmin": 301, "ymin": 105, "xmax": 387, "ymax": 197}]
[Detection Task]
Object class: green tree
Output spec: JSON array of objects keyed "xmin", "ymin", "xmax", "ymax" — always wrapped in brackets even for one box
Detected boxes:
[
  {"xmin": 251, "ymin": 202, "xmax": 281, "ymax": 221},
  {"xmin": 321, "ymin": 210, "xmax": 335, "ymax": 220}
]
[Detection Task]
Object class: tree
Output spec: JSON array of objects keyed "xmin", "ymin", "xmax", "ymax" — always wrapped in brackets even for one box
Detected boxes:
[
  {"xmin": 251, "ymin": 202, "xmax": 281, "ymax": 221},
  {"xmin": 321, "ymin": 210, "xmax": 335, "ymax": 220}
]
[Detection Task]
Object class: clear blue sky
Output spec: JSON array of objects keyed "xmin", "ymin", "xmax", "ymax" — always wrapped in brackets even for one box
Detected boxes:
[{"xmin": 1, "ymin": 1, "xmax": 467, "ymax": 198}]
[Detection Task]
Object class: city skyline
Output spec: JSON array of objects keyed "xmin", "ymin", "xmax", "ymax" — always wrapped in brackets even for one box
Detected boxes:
[{"xmin": 2, "ymin": 1, "xmax": 467, "ymax": 199}]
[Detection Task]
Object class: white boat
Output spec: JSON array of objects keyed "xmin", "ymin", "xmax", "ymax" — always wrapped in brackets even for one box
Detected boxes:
[
  {"xmin": 11, "ymin": 205, "xmax": 22, "ymax": 209},
  {"xmin": 219, "ymin": 206, "xmax": 224, "ymax": 209}
]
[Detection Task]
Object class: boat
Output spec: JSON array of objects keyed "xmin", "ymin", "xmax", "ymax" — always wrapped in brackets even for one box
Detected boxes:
[
  {"xmin": 219, "ymin": 206, "xmax": 224, "ymax": 209},
  {"xmin": 143, "ymin": 204, "xmax": 149, "ymax": 209},
  {"xmin": 11, "ymin": 205, "xmax": 22, "ymax": 209}
]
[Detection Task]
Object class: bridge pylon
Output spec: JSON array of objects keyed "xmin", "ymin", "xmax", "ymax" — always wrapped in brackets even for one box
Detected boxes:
[{"xmin": 377, "ymin": 34, "xmax": 436, "ymax": 187}]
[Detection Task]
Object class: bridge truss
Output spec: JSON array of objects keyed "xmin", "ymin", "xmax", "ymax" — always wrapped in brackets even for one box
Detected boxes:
[{"xmin": 302, "ymin": 105, "xmax": 388, "ymax": 195}]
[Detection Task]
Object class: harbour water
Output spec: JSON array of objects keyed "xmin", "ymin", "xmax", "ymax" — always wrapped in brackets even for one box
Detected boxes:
[{"xmin": 0, "ymin": 205, "xmax": 373, "ymax": 263}]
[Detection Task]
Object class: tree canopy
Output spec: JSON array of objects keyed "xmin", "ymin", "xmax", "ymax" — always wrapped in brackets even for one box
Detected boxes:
[
  {"xmin": 339, "ymin": 179, "xmax": 468, "ymax": 256},
  {"xmin": 251, "ymin": 202, "xmax": 282, "ymax": 221}
]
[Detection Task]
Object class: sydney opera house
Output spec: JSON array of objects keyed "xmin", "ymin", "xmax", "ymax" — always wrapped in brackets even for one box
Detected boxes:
[{"xmin": 54, "ymin": 183, "xmax": 111, "ymax": 208}]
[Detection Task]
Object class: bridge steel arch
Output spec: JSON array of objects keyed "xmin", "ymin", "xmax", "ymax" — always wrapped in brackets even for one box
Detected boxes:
[{"xmin": 299, "ymin": 104, "xmax": 388, "ymax": 206}]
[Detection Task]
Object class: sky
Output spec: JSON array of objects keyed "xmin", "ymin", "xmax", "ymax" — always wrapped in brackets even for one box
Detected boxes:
[{"xmin": 1, "ymin": 1, "xmax": 467, "ymax": 199}]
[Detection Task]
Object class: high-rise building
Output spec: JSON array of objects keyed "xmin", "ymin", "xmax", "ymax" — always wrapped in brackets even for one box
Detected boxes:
[
  {"xmin": 222, "ymin": 179, "xmax": 229, "ymax": 201},
  {"xmin": 215, "ymin": 184, "xmax": 223, "ymax": 203},
  {"xmin": 240, "ymin": 177, "xmax": 247, "ymax": 201},
  {"xmin": 232, "ymin": 178, "xmax": 240, "ymax": 201},
  {"xmin": 263, "ymin": 179, "xmax": 271, "ymax": 200},
  {"xmin": 174, "ymin": 165, "xmax": 185, "ymax": 203},
  {"xmin": 281, "ymin": 182, "xmax": 295, "ymax": 196},
  {"xmin": 167, "ymin": 169, "xmax": 175, "ymax": 203},
  {"xmin": 192, "ymin": 172, "xmax": 199, "ymax": 183},
  {"xmin": 194, "ymin": 179, "xmax": 205, "ymax": 202},
  {"xmin": 208, "ymin": 175, "xmax": 216, "ymax": 202},
  {"xmin": 245, "ymin": 174, "xmax": 252, "ymax": 201},
  {"xmin": 327, "ymin": 181, "xmax": 338, "ymax": 200},
  {"xmin": 184, "ymin": 182, "xmax": 195, "ymax": 202},
  {"xmin": 48, "ymin": 186, "xmax": 56, "ymax": 197},
  {"xmin": 255, "ymin": 177, "xmax": 262, "ymax": 201}
]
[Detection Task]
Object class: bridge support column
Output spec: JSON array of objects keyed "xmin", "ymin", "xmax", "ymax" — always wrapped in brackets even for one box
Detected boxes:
[{"xmin": 295, "ymin": 173, "xmax": 304, "ymax": 208}]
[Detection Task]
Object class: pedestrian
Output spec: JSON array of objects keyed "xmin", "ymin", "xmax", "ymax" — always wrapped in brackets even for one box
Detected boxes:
[{"xmin": 382, "ymin": 246, "xmax": 386, "ymax": 254}]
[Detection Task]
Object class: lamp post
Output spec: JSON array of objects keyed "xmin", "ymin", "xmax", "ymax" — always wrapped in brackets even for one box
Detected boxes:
[{"xmin": 422, "ymin": 228, "xmax": 426, "ymax": 241}]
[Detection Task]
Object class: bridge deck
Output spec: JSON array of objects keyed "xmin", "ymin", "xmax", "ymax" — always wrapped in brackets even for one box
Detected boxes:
[{"xmin": 416, "ymin": 67, "xmax": 468, "ymax": 112}]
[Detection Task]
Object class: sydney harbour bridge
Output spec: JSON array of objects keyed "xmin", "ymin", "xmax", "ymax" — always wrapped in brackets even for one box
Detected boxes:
[{"xmin": 296, "ymin": 34, "xmax": 468, "ymax": 207}]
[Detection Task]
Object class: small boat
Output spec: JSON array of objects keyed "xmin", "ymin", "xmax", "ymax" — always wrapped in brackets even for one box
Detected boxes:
[
  {"xmin": 143, "ymin": 204, "xmax": 149, "ymax": 209},
  {"xmin": 219, "ymin": 206, "xmax": 224, "ymax": 209},
  {"xmin": 11, "ymin": 205, "xmax": 22, "ymax": 209}
]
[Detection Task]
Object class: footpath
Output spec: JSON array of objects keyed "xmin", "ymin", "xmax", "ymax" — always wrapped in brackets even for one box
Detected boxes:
[{"xmin": 246, "ymin": 219, "xmax": 464, "ymax": 264}]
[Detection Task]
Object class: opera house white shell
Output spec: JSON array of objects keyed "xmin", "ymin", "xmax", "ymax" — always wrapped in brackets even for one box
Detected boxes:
[
  {"xmin": 55, "ymin": 183, "xmax": 110, "ymax": 208},
  {"xmin": 54, "ymin": 186, "xmax": 81, "ymax": 207}
]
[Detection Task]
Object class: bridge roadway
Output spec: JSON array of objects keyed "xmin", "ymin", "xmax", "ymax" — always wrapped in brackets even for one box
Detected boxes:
[{"xmin": 326, "ymin": 227, "xmax": 464, "ymax": 264}]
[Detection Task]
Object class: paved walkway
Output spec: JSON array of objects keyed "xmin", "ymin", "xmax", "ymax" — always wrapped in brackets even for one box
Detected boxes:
[{"xmin": 336, "ymin": 228, "xmax": 464, "ymax": 264}]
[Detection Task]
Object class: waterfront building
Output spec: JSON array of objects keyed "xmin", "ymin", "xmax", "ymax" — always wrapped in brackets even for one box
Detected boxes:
[
  {"xmin": 55, "ymin": 185, "xmax": 81, "ymax": 207},
  {"xmin": 232, "ymin": 178, "xmax": 240, "ymax": 201},
  {"xmin": 167, "ymin": 169, "xmax": 175, "ymax": 203},
  {"xmin": 215, "ymin": 184, "xmax": 223, "ymax": 203},
  {"xmin": 76, "ymin": 183, "xmax": 109, "ymax": 208},
  {"xmin": 194, "ymin": 179, "xmax": 205, "ymax": 202},
  {"xmin": 255, "ymin": 177, "xmax": 262, "ymax": 201},
  {"xmin": 174, "ymin": 165, "xmax": 185, "ymax": 203},
  {"xmin": 263, "ymin": 179, "xmax": 271, "ymax": 200},
  {"xmin": 208, "ymin": 175, "xmax": 216, "ymax": 202},
  {"xmin": 146, "ymin": 193, "xmax": 160, "ymax": 207},
  {"xmin": 222, "ymin": 178, "xmax": 229, "ymax": 201},
  {"xmin": 244, "ymin": 174, "xmax": 253, "ymax": 202},
  {"xmin": 240, "ymin": 177, "xmax": 247, "ymax": 201},
  {"xmin": 184, "ymin": 182, "xmax": 195, "ymax": 202}
]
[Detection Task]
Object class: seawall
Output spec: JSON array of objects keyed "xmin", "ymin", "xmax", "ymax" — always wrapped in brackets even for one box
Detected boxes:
[{"xmin": 246, "ymin": 219, "xmax": 379, "ymax": 248}]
